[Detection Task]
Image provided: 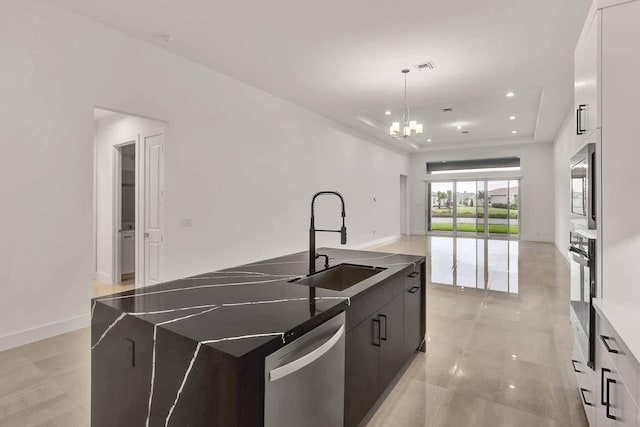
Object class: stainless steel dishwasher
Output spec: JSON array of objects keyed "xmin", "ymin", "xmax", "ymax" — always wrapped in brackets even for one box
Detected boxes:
[{"xmin": 264, "ymin": 312, "xmax": 345, "ymax": 427}]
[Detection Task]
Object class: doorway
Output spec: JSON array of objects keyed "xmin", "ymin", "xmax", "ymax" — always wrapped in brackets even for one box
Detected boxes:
[
  {"xmin": 117, "ymin": 143, "xmax": 136, "ymax": 284},
  {"xmin": 93, "ymin": 108, "xmax": 165, "ymax": 289},
  {"xmin": 400, "ymin": 175, "xmax": 408, "ymax": 235}
]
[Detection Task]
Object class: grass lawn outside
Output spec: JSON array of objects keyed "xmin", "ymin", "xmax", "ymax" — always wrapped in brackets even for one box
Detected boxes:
[
  {"xmin": 431, "ymin": 206, "xmax": 518, "ymax": 219},
  {"xmin": 431, "ymin": 222, "xmax": 519, "ymax": 234}
]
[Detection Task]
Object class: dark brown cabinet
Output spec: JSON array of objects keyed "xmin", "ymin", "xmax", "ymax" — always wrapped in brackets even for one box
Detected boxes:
[
  {"xmin": 344, "ymin": 314, "xmax": 381, "ymax": 427},
  {"xmin": 344, "ymin": 265, "xmax": 425, "ymax": 427},
  {"xmin": 379, "ymin": 294, "xmax": 405, "ymax": 391},
  {"xmin": 403, "ymin": 275, "xmax": 423, "ymax": 361}
]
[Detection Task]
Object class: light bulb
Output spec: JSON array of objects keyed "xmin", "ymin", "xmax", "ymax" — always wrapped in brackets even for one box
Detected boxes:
[
  {"xmin": 416, "ymin": 124, "xmax": 424, "ymax": 134},
  {"xmin": 409, "ymin": 121, "xmax": 417, "ymax": 132}
]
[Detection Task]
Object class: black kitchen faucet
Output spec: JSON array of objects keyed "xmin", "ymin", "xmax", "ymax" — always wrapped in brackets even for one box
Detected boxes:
[{"xmin": 309, "ymin": 191, "xmax": 347, "ymax": 274}]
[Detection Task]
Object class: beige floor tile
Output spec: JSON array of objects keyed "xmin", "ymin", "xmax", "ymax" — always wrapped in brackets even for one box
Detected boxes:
[
  {"xmin": 367, "ymin": 379, "xmax": 448, "ymax": 427},
  {"xmin": 0, "ymin": 380, "xmax": 65, "ymax": 420},
  {"xmin": 19, "ymin": 329, "xmax": 89, "ymax": 364},
  {"xmin": 403, "ymin": 342, "xmax": 463, "ymax": 388},
  {"xmin": 432, "ymin": 391, "xmax": 558, "ymax": 427},
  {"xmin": 33, "ymin": 349, "xmax": 89, "ymax": 378},
  {"xmin": 0, "ymin": 395, "xmax": 84, "ymax": 427},
  {"xmin": 0, "ymin": 363, "xmax": 47, "ymax": 398}
]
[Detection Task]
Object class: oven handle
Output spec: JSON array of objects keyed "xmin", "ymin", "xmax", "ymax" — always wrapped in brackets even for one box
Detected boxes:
[
  {"xmin": 569, "ymin": 251, "xmax": 590, "ymax": 267},
  {"xmin": 568, "ymin": 246, "xmax": 588, "ymax": 257}
]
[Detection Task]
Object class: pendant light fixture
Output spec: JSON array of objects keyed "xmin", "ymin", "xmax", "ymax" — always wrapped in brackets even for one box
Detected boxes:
[{"xmin": 390, "ymin": 69, "xmax": 423, "ymax": 138}]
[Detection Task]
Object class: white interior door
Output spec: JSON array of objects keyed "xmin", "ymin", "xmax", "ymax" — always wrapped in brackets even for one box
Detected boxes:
[{"xmin": 142, "ymin": 129, "xmax": 164, "ymax": 286}]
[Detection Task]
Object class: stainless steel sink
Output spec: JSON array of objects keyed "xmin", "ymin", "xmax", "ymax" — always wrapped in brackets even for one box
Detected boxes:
[{"xmin": 290, "ymin": 263, "xmax": 385, "ymax": 291}]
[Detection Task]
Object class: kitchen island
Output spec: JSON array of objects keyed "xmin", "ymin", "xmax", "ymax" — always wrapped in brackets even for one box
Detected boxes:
[{"xmin": 91, "ymin": 248, "xmax": 425, "ymax": 427}]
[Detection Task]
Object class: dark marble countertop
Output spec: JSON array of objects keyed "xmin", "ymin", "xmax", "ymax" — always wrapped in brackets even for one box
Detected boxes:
[{"xmin": 92, "ymin": 248, "xmax": 424, "ymax": 360}]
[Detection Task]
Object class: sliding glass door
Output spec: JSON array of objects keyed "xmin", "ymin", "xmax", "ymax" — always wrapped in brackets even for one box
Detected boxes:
[
  {"xmin": 455, "ymin": 181, "xmax": 485, "ymax": 235},
  {"xmin": 429, "ymin": 182, "xmax": 454, "ymax": 232},
  {"xmin": 427, "ymin": 179, "xmax": 519, "ymax": 238}
]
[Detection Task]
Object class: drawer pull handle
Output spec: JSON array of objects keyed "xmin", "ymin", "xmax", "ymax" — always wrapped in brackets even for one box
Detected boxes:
[
  {"xmin": 579, "ymin": 388, "xmax": 593, "ymax": 406},
  {"xmin": 600, "ymin": 335, "xmax": 619, "ymax": 354},
  {"xmin": 379, "ymin": 314, "xmax": 387, "ymax": 341},
  {"xmin": 571, "ymin": 359, "xmax": 581, "ymax": 373},
  {"xmin": 408, "ymin": 272, "xmax": 419, "ymax": 278},
  {"xmin": 601, "ymin": 368, "xmax": 610, "ymax": 405},
  {"xmin": 606, "ymin": 378, "xmax": 617, "ymax": 420},
  {"xmin": 408, "ymin": 286, "xmax": 420, "ymax": 294},
  {"xmin": 372, "ymin": 318, "xmax": 381, "ymax": 347}
]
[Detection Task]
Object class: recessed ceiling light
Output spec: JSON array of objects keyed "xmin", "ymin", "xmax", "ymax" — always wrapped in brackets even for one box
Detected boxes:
[
  {"xmin": 457, "ymin": 125, "xmax": 462, "ymax": 130},
  {"xmin": 506, "ymin": 92, "xmax": 515, "ymax": 97},
  {"xmin": 509, "ymin": 384, "xmax": 516, "ymax": 389},
  {"xmin": 385, "ymin": 111, "xmax": 391, "ymax": 115},
  {"xmin": 512, "ymin": 130, "xmax": 518, "ymax": 134},
  {"xmin": 427, "ymin": 139, "xmax": 432, "ymax": 142},
  {"xmin": 509, "ymin": 116, "xmax": 516, "ymax": 120}
]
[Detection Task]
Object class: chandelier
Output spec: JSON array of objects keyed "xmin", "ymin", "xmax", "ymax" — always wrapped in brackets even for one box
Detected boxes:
[{"xmin": 389, "ymin": 69, "xmax": 423, "ymax": 138}]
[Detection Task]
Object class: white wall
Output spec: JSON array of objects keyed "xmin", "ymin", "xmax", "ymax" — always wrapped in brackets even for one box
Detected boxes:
[
  {"xmin": 94, "ymin": 113, "xmax": 164, "ymax": 283},
  {"xmin": 0, "ymin": 0, "xmax": 408, "ymax": 350},
  {"xmin": 552, "ymin": 113, "xmax": 573, "ymax": 260},
  {"xmin": 408, "ymin": 143, "xmax": 555, "ymax": 242}
]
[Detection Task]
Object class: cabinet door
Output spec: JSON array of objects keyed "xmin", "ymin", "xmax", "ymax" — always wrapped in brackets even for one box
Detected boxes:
[
  {"xmin": 403, "ymin": 278, "xmax": 422, "ymax": 361},
  {"xmin": 344, "ymin": 315, "xmax": 380, "ymax": 427},
  {"xmin": 379, "ymin": 294, "xmax": 404, "ymax": 392},
  {"xmin": 575, "ymin": 9, "xmax": 600, "ymax": 147},
  {"xmin": 601, "ymin": 0, "xmax": 640, "ymax": 304}
]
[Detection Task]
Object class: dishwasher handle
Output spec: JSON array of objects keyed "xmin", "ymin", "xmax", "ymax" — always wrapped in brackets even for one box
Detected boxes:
[{"xmin": 269, "ymin": 324, "xmax": 345, "ymax": 382}]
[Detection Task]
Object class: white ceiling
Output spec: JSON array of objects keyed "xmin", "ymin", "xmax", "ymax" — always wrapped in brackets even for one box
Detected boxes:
[{"xmin": 51, "ymin": 0, "xmax": 591, "ymax": 152}]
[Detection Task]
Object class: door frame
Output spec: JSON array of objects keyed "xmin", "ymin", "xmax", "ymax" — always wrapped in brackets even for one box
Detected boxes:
[
  {"xmin": 139, "ymin": 128, "xmax": 165, "ymax": 287},
  {"xmin": 112, "ymin": 136, "xmax": 139, "ymax": 286}
]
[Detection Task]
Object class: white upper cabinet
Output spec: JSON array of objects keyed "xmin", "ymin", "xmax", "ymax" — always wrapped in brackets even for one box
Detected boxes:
[
  {"xmin": 575, "ymin": 8, "xmax": 601, "ymax": 148},
  {"xmin": 600, "ymin": 0, "xmax": 640, "ymax": 305}
]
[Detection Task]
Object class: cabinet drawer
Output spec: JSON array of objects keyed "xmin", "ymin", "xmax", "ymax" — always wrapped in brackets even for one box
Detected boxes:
[
  {"xmin": 573, "ymin": 339, "xmax": 597, "ymax": 425},
  {"xmin": 346, "ymin": 276, "xmax": 402, "ymax": 332},
  {"xmin": 403, "ymin": 263, "xmax": 421, "ymax": 283}
]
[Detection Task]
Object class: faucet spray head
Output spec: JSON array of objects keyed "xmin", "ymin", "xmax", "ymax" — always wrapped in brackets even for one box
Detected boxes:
[{"xmin": 340, "ymin": 226, "xmax": 347, "ymax": 245}]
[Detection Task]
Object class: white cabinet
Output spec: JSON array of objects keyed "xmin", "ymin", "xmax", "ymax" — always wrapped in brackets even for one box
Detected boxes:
[
  {"xmin": 574, "ymin": 8, "xmax": 601, "ymax": 148},
  {"xmin": 600, "ymin": 0, "xmax": 640, "ymax": 305},
  {"xmin": 594, "ymin": 308, "xmax": 640, "ymax": 427}
]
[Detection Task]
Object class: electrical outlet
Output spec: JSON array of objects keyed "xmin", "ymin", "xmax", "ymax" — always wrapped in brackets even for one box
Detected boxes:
[
  {"xmin": 126, "ymin": 338, "xmax": 135, "ymax": 367},
  {"xmin": 181, "ymin": 217, "xmax": 193, "ymax": 227}
]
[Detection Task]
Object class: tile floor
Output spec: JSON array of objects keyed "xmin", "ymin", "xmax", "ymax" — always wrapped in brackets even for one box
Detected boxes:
[
  {"xmin": 0, "ymin": 235, "xmax": 587, "ymax": 427},
  {"xmin": 365, "ymin": 236, "xmax": 587, "ymax": 427}
]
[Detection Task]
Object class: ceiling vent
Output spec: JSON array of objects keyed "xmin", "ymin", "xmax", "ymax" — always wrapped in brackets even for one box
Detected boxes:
[
  {"xmin": 461, "ymin": 131, "xmax": 470, "ymax": 134},
  {"xmin": 442, "ymin": 108, "xmax": 453, "ymax": 112},
  {"xmin": 415, "ymin": 61, "xmax": 436, "ymax": 71}
]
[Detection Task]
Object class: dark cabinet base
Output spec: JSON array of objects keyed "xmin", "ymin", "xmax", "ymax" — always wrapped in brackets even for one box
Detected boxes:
[{"xmin": 344, "ymin": 262, "xmax": 425, "ymax": 427}]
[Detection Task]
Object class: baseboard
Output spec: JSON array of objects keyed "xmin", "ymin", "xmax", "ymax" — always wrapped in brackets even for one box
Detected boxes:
[
  {"xmin": 520, "ymin": 234, "xmax": 554, "ymax": 243},
  {"xmin": 95, "ymin": 271, "xmax": 112, "ymax": 283},
  {"xmin": 352, "ymin": 235, "xmax": 402, "ymax": 250},
  {"xmin": 0, "ymin": 314, "xmax": 90, "ymax": 352}
]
